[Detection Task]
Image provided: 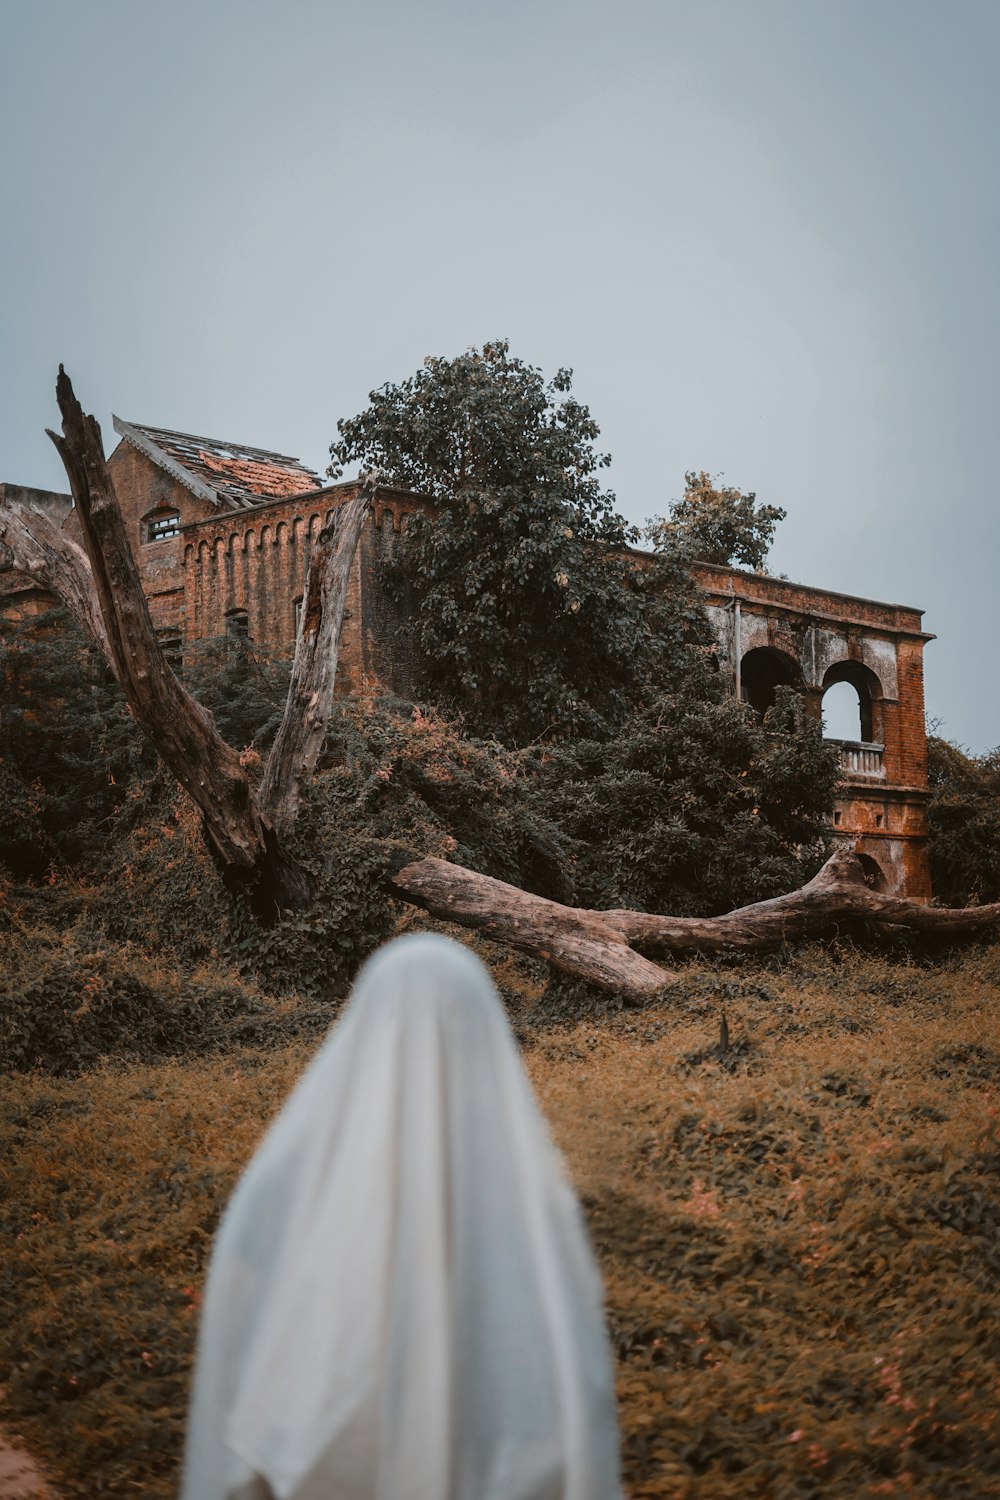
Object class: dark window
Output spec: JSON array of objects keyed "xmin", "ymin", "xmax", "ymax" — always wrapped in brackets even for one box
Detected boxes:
[
  {"xmin": 740, "ymin": 647, "xmax": 800, "ymax": 717},
  {"xmin": 144, "ymin": 510, "xmax": 181, "ymax": 543},
  {"xmin": 158, "ymin": 634, "xmax": 182, "ymax": 668},
  {"xmin": 225, "ymin": 610, "xmax": 250, "ymax": 661}
]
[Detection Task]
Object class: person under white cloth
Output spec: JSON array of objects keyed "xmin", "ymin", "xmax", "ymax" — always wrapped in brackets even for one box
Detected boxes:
[{"xmin": 180, "ymin": 932, "xmax": 623, "ymax": 1500}]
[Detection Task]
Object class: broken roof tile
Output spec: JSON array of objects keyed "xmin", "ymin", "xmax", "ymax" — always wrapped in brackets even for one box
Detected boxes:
[{"xmin": 114, "ymin": 419, "xmax": 323, "ymax": 508}]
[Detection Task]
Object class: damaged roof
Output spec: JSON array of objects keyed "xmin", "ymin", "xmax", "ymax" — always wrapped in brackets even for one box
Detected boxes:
[{"xmin": 113, "ymin": 417, "xmax": 324, "ymax": 509}]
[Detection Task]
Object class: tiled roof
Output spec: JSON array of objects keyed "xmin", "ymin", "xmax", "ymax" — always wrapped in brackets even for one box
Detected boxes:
[{"xmin": 112, "ymin": 418, "xmax": 323, "ymax": 509}]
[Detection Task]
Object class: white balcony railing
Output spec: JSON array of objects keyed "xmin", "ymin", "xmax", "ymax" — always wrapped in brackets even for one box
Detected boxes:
[{"xmin": 831, "ymin": 740, "xmax": 885, "ymax": 778}]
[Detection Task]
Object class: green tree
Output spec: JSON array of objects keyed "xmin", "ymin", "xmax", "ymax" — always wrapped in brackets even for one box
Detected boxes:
[
  {"xmin": 648, "ymin": 470, "xmax": 786, "ymax": 571},
  {"xmin": 330, "ymin": 339, "xmax": 670, "ymax": 743},
  {"xmin": 927, "ymin": 736, "xmax": 1000, "ymax": 906},
  {"xmin": 541, "ymin": 684, "xmax": 838, "ymax": 916}
]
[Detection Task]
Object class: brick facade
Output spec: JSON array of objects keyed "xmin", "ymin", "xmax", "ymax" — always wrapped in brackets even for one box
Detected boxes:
[
  {"xmin": 1, "ymin": 427, "xmax": 936, "ymax": 898},
  {"xmin": 691, "ymin": 563, "xmax": 933, "ymax": 899}
]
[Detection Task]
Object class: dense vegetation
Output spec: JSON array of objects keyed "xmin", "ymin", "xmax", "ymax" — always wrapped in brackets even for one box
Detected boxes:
[
  {"xmin": 927, "ymin": 735, "xmax": 1000, "ymax": 908},
  {"xmin": 645, "ymin": 468, "xmax": 786, "ymax": 572}
]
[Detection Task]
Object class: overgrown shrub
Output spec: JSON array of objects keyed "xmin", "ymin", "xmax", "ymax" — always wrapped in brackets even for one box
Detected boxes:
[
  {"xmin": 0, "ymin": 933, "xmax": 331, "ymax": 1076},
  {"xmin": 542, "ymin": 684, "xmax": 838, "ymax": 916},
  {"xmin": 927, "ymin": 735, "xmax": 1000, "ymax": 906}
]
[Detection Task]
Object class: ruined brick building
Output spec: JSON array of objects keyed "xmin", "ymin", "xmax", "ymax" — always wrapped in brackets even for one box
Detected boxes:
[{"xmin": 1, "ymin": 418, "xmax": 934, "ymax": 898}]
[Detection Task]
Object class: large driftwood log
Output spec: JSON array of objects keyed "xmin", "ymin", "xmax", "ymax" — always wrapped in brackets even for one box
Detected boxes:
[
  {"xmin": 3, "ymin": 369, "xmax": 1000, "ymax": 1003},
  {"xmin": 602, "ymin": 848, "xmax": 1000, "ymax": 954},
  {"xmin": 385, "ymin": 851, "xmax": 672, "ymax": 1003},
  {"xmin": 388, "ymin": 846, "xmax": 1000, "ymax": 1005}
]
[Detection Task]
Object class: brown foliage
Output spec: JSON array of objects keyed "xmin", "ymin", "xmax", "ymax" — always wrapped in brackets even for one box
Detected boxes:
[{"xmin": 1, "ymin": 939, "xmax": 999, "ymax": 1497}]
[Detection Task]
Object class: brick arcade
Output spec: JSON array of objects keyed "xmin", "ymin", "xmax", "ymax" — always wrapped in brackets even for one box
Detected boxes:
[{"xmin": 1, "ymin": 418, "xmax": 934, "ymax": 899}]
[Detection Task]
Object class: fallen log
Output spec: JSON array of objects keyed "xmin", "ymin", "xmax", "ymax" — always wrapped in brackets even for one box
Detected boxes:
[
  {"xmin": 386, "ymin": 851, "xmax": 674, "ymax": 1004},
  {"xmin": 389, "ymin": 846, "xmax": 1000, "ymax": 1006}
]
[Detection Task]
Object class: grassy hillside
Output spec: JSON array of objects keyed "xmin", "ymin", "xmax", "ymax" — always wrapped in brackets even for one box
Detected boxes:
[{"xmin": 2, "ymin": 929, "xmax": 998, "ymax": 1499}]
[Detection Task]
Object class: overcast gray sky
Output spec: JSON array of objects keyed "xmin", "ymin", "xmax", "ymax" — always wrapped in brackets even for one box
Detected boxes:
[{"xmin": 2, "ymin": 0, "xmax": 997, "ymax": 749}]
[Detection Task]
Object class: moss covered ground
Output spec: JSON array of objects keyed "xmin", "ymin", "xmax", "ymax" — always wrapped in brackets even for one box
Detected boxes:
[{"xmin": 1, "ymin": 935, "xmax": 999, "ymax": 1498}]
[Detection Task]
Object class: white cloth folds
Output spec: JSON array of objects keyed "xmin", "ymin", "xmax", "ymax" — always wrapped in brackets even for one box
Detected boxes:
[{"xmin": 181, "ymin": 933, "xmax": 622, "ymax": 1499}]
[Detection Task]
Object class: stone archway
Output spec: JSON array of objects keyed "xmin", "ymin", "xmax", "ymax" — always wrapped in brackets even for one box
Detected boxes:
[
  {"xmin": 854, "ymin": 849, "xmax": 889, "ymax": 892},
  {"xmin": 739, "ymin": 645, "xmax": 801, "ymax": 717},
  {"xmin": 821, "ymin": 660, "xmax": 884, "ymax": 745}
]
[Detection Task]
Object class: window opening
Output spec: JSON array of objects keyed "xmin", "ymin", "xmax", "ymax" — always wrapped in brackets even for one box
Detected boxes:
[
  {"xmin": 821, "ymin": 661, "xmax": 880, "ymax": 744},
  {"xmin": 143, "ymin": 510, "xmax": 181, "ymax": 543},
  {"xmin": 740, "ymin": 647, "xmax": 800, "ymax": 717},
  {"xmin": 157, "ymin": 633, "xmax": 182, "ymax": 669},
  {"xmin": 822, "ymin": 680, "xmax": 865, "ymax": 742},
  {"xmin": 856, "ymin": 851, "xmax": 889, "ymax": 892},
  {"xmin": 225, "ymin": 609, "xmax": 250, "ymax": 661}
]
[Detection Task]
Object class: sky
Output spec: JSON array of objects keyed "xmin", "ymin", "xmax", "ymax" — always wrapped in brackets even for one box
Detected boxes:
[{"xmin": 1, "ymin": 0, "xmax": 997, "ymax": 750}]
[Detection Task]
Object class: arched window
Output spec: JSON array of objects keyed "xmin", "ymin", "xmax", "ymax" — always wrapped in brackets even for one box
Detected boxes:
[
  {"xmin": 740, "ymin": 646, "xmax": 800, "ymax": 717},
  {"xmin": 855, "ymin": 851, "xmax": 889, "ymax": 892},
  {"xmin": 156, "ymin": 632, "xmax": 183, "ymax": 669},
  {"xmin": 225, "ymin": 608, "xmax": 249, "ymax": 661},
  {"xmin": 821, "ymin": 662, "xmax": 882, "ymax": 744},
  {"xmin": 822, "ymin": 680, "xmax": 864, "ymax": 741}
]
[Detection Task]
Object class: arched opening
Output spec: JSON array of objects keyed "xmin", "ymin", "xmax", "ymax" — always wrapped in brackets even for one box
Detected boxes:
[
  {"xmin": 821, "ymin": 662, "xmax": 882, "ymax": 744},
  {"xmin": 740, "ymin": 646, "xmax": 801, "ymax": 717},
  {"xmin": 822, "ymin": 680, "xmax": 864, "ymax": 741},
  {"xmin": 225, "ymin": 608, "xmax": 249, "ymax": 662},
  {"xmin": 855, "ymin": 851, "xmax": 889, "ymax": 892}
]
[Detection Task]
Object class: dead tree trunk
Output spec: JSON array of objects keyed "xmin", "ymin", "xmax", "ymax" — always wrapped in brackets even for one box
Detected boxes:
[
  {"xmin": 260, "ymin": 481, "xmax": 376, "ymax": 839},
  {"xmin": 3, "ymin": 369, "xmax": 999, "ymax": 1003},
  {"xmin": 27, "ymin": 369, "xmax": 374, "ymax": 914},
  {"xmin": 0, "ymin": 501, "xmax": 112, "ymax": 664}
]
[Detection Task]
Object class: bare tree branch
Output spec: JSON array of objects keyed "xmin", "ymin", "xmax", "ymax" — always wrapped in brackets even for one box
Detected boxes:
[{"xmin": 261, "ymin": 476, "xmax": 377, "ymax": 838}]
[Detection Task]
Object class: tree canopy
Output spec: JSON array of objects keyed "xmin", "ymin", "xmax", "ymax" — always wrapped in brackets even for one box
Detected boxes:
[
  {"xmin": 647, "ymin": 470, "xmax": 786, "ymax": 571},
  {"xmin": 331, "ymin": 339, "xmax": 677, "ymax": 742}
]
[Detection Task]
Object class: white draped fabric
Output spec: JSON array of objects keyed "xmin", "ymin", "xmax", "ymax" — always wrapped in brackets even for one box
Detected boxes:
[{"xmin": 181, "ymin": 933, "xmax": 622, "ymax": 1500}]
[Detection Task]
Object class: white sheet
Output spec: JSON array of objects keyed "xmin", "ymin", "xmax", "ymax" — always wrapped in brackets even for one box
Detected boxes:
[{"xmin": 181, "ymin": 933, "xmax": 622, "ymax": 1499}]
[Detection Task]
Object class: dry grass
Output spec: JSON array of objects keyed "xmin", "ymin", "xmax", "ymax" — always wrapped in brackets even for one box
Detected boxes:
[{"xmin": 1, "ymin": 941, "xmax": 999, "ymax": 1498}]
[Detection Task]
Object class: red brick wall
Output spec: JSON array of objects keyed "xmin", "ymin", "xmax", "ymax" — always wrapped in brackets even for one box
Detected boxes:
[{"xmin": 65, "ymin": 444, "xmax": 217, "ymax": 636}]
